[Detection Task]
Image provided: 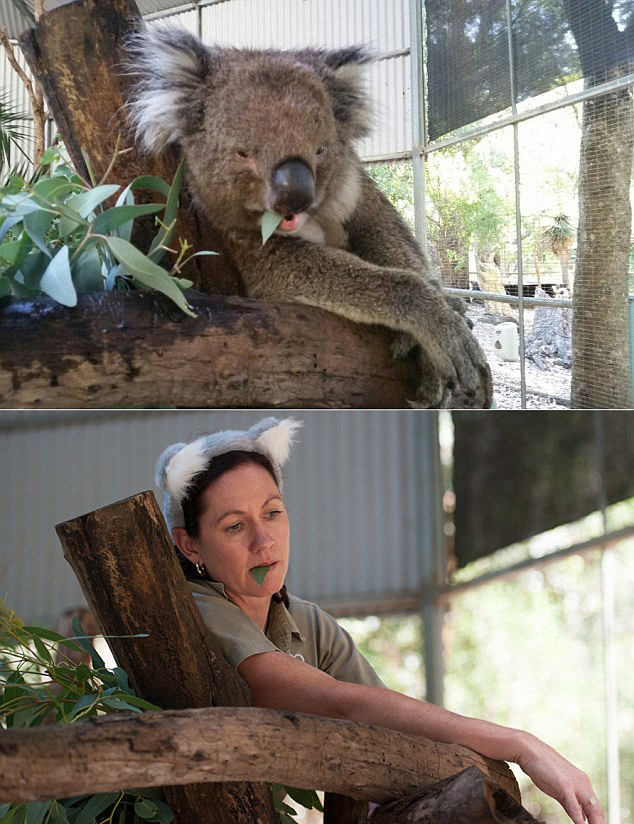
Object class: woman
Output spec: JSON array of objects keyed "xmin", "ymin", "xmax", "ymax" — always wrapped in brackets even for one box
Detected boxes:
[{"xmin": 156, "ymin": 417, "xmax": 604, "ymax": 824}]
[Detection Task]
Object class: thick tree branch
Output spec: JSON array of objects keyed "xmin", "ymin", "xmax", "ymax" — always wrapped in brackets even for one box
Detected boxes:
[
  {"xmin": 0, "ymin": 291, "xmax": 423, "ymax": 409},
  {"xmin": 0, "ymin": 706, "xmax": 521, "ymax": 804}
]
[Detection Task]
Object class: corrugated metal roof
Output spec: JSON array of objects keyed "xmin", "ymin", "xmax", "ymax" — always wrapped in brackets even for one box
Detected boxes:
[
  {"xmin": 0, "ymin": 410, "xmax": 431, "ymax": 627},
  {"xmin": 2, "ymin": 0, "xmax": 412, "ymax": 162}
]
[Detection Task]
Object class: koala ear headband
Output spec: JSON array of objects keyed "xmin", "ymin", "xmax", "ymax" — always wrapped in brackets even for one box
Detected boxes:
[{"xmin": 155, "ymin": 417, "xmax": 302, "ymax": 532}]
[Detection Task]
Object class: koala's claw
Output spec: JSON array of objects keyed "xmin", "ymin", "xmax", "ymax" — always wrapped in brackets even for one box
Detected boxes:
[{"xmin": 416, "ymin": 315, "xmax": 493, "ymax": 409}]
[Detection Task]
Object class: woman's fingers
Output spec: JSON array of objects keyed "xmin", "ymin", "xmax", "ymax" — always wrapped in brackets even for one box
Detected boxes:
[{"xmin": 578, "ymin": 792, "xmax": 606, "ymax": 824}]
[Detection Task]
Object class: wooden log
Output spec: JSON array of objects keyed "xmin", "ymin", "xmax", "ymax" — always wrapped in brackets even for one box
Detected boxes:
[
  {"xmin": 18, "ymin": 0, "xmax": 242, "ymax": 295},
  {"xmin": 0, "ymin": 707, "xmax": 521, "ymax": 805},
  {"xmin": 0, "ymin": 292, "xmax": 422, "ymax": 409},
  {"xmin": 55, "ymin": 490, "xmax": 278, "ymax": 824},
  {"xmin": 369, "ymin": 767, "xmax": 542, "ymax": 823}
]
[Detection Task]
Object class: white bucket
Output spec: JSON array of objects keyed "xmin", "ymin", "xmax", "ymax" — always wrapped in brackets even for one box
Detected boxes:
[{"xmin": 494, "ymin": 322, "xmax": 519, "ymax": 362}]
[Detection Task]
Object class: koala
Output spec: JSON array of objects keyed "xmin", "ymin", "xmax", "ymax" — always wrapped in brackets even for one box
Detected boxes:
[{"xmin": 125, "ymin": 26, "xmax": 492, "ymax": 408}]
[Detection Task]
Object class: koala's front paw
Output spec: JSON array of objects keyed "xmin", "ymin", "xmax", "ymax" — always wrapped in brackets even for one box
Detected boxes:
[{"xmin": 417, "ymin": 315, "xmax": 493, "ymax": 409}]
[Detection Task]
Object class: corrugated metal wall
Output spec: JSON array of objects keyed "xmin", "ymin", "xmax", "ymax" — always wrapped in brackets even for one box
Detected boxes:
[
  {"xmin": 1, "ymin": 0, "xmax": 412, "ymax": 170},
  {"xmin": 0, "ymin": 410, "xmax": 432, "ymax": 628}
]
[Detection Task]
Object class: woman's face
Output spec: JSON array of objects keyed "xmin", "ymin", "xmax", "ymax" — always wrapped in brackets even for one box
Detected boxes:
[{"xmin": 178, "ymin": 462, "xmax": 290, "ymax": 600}]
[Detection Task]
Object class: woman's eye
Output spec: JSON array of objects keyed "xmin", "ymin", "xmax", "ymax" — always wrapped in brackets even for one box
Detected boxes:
[
  {"xmin": 265, "ymin": 509, "xmax": 282, "ymax": 519},
  {"xmin": 226, "ymin": 522, "xmax": 243, "ymax": 533}
]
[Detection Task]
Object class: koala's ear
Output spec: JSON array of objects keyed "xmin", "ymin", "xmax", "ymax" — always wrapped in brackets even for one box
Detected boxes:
[
  {"xmin": 124, "ymin": 26, "xmax": 215, "ymax": 154},
  {"xmin": 307, "ymin": 46, "xmax": 374, "ymax": 142}
]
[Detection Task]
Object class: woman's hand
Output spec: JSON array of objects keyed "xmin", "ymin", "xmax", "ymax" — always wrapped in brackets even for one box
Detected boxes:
[{"xmin": 513, "ymin": 732, "xmax": 605, "ymax": 824}]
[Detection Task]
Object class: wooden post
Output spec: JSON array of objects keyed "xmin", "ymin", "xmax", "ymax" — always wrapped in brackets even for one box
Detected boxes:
[
  {"xmin": 18, "ymin": 0, "xmax": 242, "ymax": 295},
  {"xmin": 55, "ymin": 491, "xmax": 278, "ymax": 824}
]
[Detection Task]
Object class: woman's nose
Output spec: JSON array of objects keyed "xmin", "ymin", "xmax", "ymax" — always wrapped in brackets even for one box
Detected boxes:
[{"xmin": 250, "ymin": 526, "xmax": 274, "ymax": 552}]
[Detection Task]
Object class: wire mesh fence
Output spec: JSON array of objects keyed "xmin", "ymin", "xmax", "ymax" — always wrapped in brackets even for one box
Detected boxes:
[{"xmin": 418, "ymin": 0, "xmax": 634, "ymax": 409}]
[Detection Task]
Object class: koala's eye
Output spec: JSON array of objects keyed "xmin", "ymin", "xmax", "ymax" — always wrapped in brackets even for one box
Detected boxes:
[
  {"xmin": 316, "ymin": 145, "xmax": 328, "ymax": 157},
  {"xmin": 236, "ymin": 150, "xmax": 251, "ymax": 160}
]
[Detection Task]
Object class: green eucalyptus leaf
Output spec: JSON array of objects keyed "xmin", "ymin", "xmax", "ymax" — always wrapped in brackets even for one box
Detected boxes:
[
  {"xmin": 112, "ymin": 667, "xmax": 133, "ymax": 696},
  {"xmin": 23, "ymin": 209, "xmax": 54, "ymax": 257},
  {"xmin": 66, "ymin": 693, "xmax": 99, "ymax": 721},
  {"xmin": 261, "ymin": 210, "xmax": 283, "ymax": 245},
  {"xmin": 0, "ymin": 276, "xmax": 11, "ymax": 297},
  {"xmin": 0, "ymin": 803, "xmax": 12, "ymax": 817},
  {"xmin": 73, "ymin": 243, "xmax": 106, "ymax": 294},
  {"xmin": 134, "ymin": 799, "xmax": 159, "ymax": 820},
  {"xmin": 0, "ymin": 214, "xmax": 23, "ymax": 242},
  {"xmin": 171, "ymin": 277, "xmax": 194, "ymax": 291},
  {"xmin": 116, "ymin": 175, "xmax": 170, "ymax": 206},
  {"xmin": 39, "ymin": 246, "xmax": 77, "ymax": 307},
  {"xmin": 74, "ymin": 792, "xmax": 120, "ymax": 824},
  {"xmin": 32, "ymin": 177, "xmax": 81, "ymax": 203},
  {"xmin": 92, "ymin": 203, "xmax": 163, "ymax": 236},
  {"xmin": 9, "ymin": 278, "xmax": 40, "ymax": 298},
  {"xmin": 276, "ymin": 801, "xmax": 297, "ymax": 816},
  {"xmin": 146, "ymin": 799, "xmax": 173, "ymax": 823},
  {"xmin": 39, "ymin": 147, "xmax": 60, "ymax": 166},
  {"xmin": 25, "ymin": 802, "xmax": 51, "ymax": 824},
  {"xmin": 18, "ymin": 251, "xmax": 50, "ymax": 287},
  {"xmin": 0, "ymin": 232, "xmax": 31, "ymax": 266},
  {"xmin": 70, "ymin": 617, "xmax": 105, "ymax": 669},
  {"xmin": 100, "ymin": 695, "xmax": 143, "ymax": 713},
  {"xmin": 48, "ymin": 801, "xmax": 71, "ymax": 824},
  {"xmin": 32, "ymin": 634, "xmax": 53, "ymax": 665},
  {"xmin": 66, "ymin": 184, "xmax": 120, "ymax": 219},
  {"xmin": 102, "ymin": 236, "xmax": 196, "ymax": 318},
  {"xmin": 109, "ymin": 693, "xmax": 162, "ymax": 712},
  {"xmin": 148, "ymin": 158, "xmax": 184, "ymax": 264},
  {"xmin": 251, "ymin": 565, "xmax": 270, "ymax": 586}
]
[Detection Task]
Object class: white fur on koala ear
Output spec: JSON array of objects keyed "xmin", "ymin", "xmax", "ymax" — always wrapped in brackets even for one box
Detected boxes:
[
  {"xmin": 255, "ymin": 418, "xmax": 303, "ymax": 468},
  {"xmin": 164, "ymin": 437, "xmax": 209, "ymax": 502},
  {"xmin": 125, "ymin": 26, "xmax": 210, "ymax": 154}
]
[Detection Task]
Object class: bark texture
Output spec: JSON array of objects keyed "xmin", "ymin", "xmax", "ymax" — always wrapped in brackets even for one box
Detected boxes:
[
  {"xmin": 0, "ymin": 707, "xmax": 521, "ymax": 805},
  {"xmin": 0, "ymin": 292, "xmax": 421, "ymax": 408},
  {"xmin": 18, "ymin": 0, "xmax": 241, "ymax": 295},
  {"xmin": 564, "ymin": 0, "xmax": 634, "ymax": 408},
  {"xmin": 370, "ymin": 767, "xmax": 542, "ymax": 824},
  {"xmin": 55, "ymin": 490, "xmax": 278, "ymax": 824}
]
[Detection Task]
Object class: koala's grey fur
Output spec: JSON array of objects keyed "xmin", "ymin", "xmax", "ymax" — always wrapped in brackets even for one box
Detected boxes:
[{"xmin": 125, "ymin": 26, "xmax": 492, "ymax": 408}]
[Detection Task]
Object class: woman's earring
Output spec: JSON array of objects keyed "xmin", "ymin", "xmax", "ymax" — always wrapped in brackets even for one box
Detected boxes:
[{"xmin": 195, "ymin": 561, "xmax": 206, "ymax": 577}]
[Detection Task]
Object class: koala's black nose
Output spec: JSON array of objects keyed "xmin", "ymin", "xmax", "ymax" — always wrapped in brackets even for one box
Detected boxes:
[{"xmin": 272, "ymin": 158, "xmax": 315, "ymax": 214}]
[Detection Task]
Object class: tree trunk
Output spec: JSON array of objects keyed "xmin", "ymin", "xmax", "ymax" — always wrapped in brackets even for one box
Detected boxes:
[
  {"xmin": 564, "ymin": 0, "xmax": 634, "ymax": 408},
  {"xmin": 55, "ymin": 491, "xmax": 278, "ymax": 824},
  {"xmin": 0, "ymin": 292, "xmax": 422, "ymax": 409},
  {"xmin": 369, "ymin": 767, "xmax": 542, "ymax": 824},
  {"xmin": 570, "ymin": 87, "xmax": 633, "ymax": 407},
  {"xmin": 18, "ymin": 0, "xmax": 242, "ymax": 295}
]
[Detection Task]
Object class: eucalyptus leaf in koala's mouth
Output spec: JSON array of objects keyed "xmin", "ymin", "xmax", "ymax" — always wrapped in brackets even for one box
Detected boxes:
[
  {"xmin": 261, "ymin": 210, "xmax": 284, "ymax": 245},
  {"xmin": 251, "ymin": 564, "xmax": 270, "ymax": 585}
]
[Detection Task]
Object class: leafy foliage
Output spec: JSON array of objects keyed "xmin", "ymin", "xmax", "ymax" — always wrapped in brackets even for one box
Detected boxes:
[
  {"xmin": 0, "ymin": 91, "xmax": 31, "ymax": 180},
  {"xmin": 0, "ymin": 147, "xmax": 213, "ymax": 315},
  {"xmin": 0, "ymin": 605, "xmax": 173, "ymax": 824},
  {"xmin": 0, "ymin": 606, "xmax": 322, "ymax": 824}
]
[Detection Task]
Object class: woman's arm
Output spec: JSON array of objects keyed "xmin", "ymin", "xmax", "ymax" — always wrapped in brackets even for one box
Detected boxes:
[{"xmin": 238, "ymin": 651, "xmax": 604, "ymax": 824}]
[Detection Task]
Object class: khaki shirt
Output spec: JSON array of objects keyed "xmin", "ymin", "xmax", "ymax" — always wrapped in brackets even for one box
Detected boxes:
[{"xmin": 188, "ymin": 580, "xmax": 384, "ymax": 688}]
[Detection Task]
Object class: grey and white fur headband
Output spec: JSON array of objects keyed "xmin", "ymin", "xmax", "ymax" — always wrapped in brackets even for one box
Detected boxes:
[{"xmin": 155, "ymin": 417, "xmax": 302, "ymax": 532}]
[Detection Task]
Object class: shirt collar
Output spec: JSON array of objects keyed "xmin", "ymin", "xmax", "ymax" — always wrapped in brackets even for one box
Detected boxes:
[{"xmin": 196, "ymin": 580, "xmax": 305, "ymax": 649}]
